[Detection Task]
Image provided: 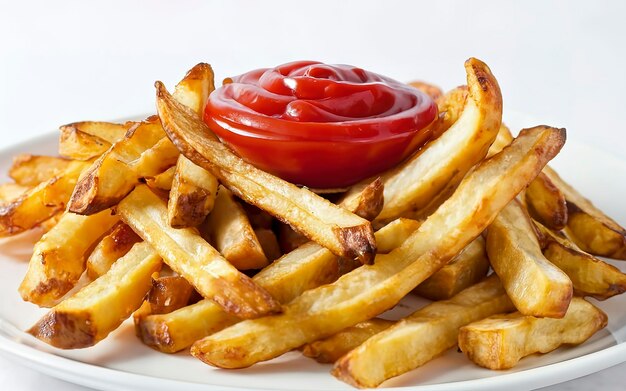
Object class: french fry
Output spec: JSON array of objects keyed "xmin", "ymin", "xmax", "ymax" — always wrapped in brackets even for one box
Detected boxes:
[
  {"xmin": 69, "ymin": 63, "xmax": 215, "ymax": 215},
  {"xmin": 429, "ymin": 85, "xmax": 468, "ymax": 140},
  {"xmin": 486, "ymin": 199, "xmax": 572, "ymax": 318},
  {"xmin": 254, "ymin": 228, "xmax": 281, "ymax": 262},
  {"xmin": 28, "ymin": 241, "xmax": 162, "ymax": 348},
  {"xmin": 117, "ymin": 185, "xmax": 280, "ymax": 318},
  {"xmin": 168, "ymin": 155, "xmax": 218, "ymax": 228},
  {"xmin": 332, "ymin": 275, "xmax": 514, "ymax": 388},
  {"xmin": 458, "ymin": 297, "xmax": 607, "ymax": 370},
  {"xmin": 136, "ymin": 240, "xmax": 339, "ymax": 353},
  {"xmin": 8, "ymin": 154, "xmax": 72, "ymax": 186},
  {"xmin": 277, "ymin": 223, "xmax": 309, "ymax": 254},
  {"xmin": 38, "ymin": 212, "xmax": 62, "ymax": 233},
  {"xmin": 375, "ymin": 218, "xmax": 421, "ymax": 253},
  {"xmin": 0, "ymin": 183, "xmax": 29, "ymax": 203},
  {"xmin": 243, "ymin": 204, "xmax": 274, "ymax": 230},
  {"xmin": 145, "ymin": 165, "xmax": 176, "ymax": 191},
  {"xmin": 302, "ymin": 318, "xmax": 394, "ymax": 364},
  {"xmin": 341, "ymin": 58, "xmax": 503, "ymax": 226},
  {"xmin": 486, "ymin": 124, "xmax": 514, "ymax": 158},
  {"xmin": 190, "ymin": 125, "xmax": 564, "ymax": 368},
  {"xmin": 146, "ymin": 275, "xmax": 194, "ymax": 315},
  {"xmin": 86, "ymin": 222, "xmax": 142, "ymax": 279},
  {"xmin": 414, "ymin": 236, "xmax": 489, "ymax": 300},
  {"xmin": 59, "ymin": 121, "xmax": 131, "ymax": 160},
  {"xmin": 542, "ymin": 166, "xmax": 626, "ymax": 260},
  {"xmin": 525, "ymin": 171, "xmax": 568, "ymax": 230},
  {"xmin": 338, "ymin": 178, "xmax": 384, "ymax": 221},
  {"xmin": 19, "ymin": 209, "xmax": 119, "ymax": 307},
  {"xmin": 0, "ymin": 160, "xmax": 89, "ymax": 236},
  {"xmin": 536, "ymin": 222, "xmax": 626, "ymax": 300},
  {"xmin": 156, "ymin": 81, "xmax": 377, "ymax": 264},
  {"xmin": 200, "ymin": 185, "xmax": 268, "ymax": 270}
]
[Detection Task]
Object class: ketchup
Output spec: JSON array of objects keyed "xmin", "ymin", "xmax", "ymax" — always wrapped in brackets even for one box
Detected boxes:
[{"xmin": 204, "ymin": 61, "xmax": 437, "ymax": 188}]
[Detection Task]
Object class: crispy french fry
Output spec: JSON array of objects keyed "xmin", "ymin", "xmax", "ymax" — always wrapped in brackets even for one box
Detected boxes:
[
  {"xmin": 136, "ymin": 211, "xmax": 413, "ymax": 353},
  {"xmin": 9, "ymin": 154, "xmax": 72, "ymax": 186},
  {"xmin": 146, "ymin": 275, "xmax": 194, "ymax": 315},
  {"xmin": 486, "ymin": 123, "xmax": 514, "ymax": 158},
  {"xmin": 375, "ymin": 218, "xmax": 421, "ymax": 253},
  {"xmin": 190, "ymin": 125, "xmax": 564, "ymax": 368},
  {"xmin": 136, "ymin": 240, "xmax": 339, "ymax": 353},
  {"xmin": 168, "ymin": 155, "xmax": 218, "ymax": 228},
  {"xmin": 542, "ymin": 166, "xmax": 626, "ymax": 260},
  {"xmin": 117, "ymin": 185, "xmax": 280, "ymax": 318},
  {"xmin": 0, "ymin": 183, "xmax": 29, "ymax": 203},
  {"xmin": 156, "ymin": 81, "xmax": 377, "ymax": 264},
  {"xmin": 459, "ymin": 297, "xmax": 607, "ymax": 370},
  {"xmin": 86, "ymin": 222, "xmax": 142, "ymax": 279},
  {"xmin": 486, "ymin": 199, "xmax": 572, "ymax": 317},
  {"xmin": 200, "ymin": 185, "xmax": 268, "ymax": 270},
  {"xmin": 414, "ymin": 236, "xmax": 489, "ymax": 300},
  {"xmin": 254, "ymin": 228, "xmax": 281, "ymax": 262},
  {"xmin": 302, "ymin": 318, "xmax": 394, "ymax": 364},
  {"xmin": 145, "ymin": 166, "xmax": 176, "ymax": 191},
  {"xmin": 19, "ymin": 209, "xmax": 119, "ymax": 307},
  {"xmin": 535, "ymin": 222, "xmax": 626, "ymax": 300},
  {"xmin": 341, "ymin": 58, "xmax": 503, "ymax": 226},
  {"xmin": 0, "ymin": 160, "xmax": 89, "ymax": 236},
  {"xmin": 69, "ymin": 63, "xmax": 215, "ymax": 215},
  {"xmin": 525, "ymin": 171, "xmax": 568, "ymax": 230},
  {"xmin": 338, "ymin": 178, "xmax": 384, "ymax": 221},
  {"xmin": 429, "ymin": 85, "xmax": 468, "ymax": 139},
  {"xmin": 38, "ymin": 213, "xmax": 62, "ymax": 233},
  {"xmin": 59, "ymin": 122, "xmax": 131, "ymax": 160},
  {"xmin": 333, "ymin": 275, "xmax": 514, "ymax": 388},
  {"xmin": 28, "ymin": 241, "xmax": 162, "ymax": 348}
]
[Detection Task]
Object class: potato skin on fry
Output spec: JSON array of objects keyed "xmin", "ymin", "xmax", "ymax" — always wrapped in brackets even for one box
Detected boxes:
[
  {"xmin": 28, "ymin": 241, "xmax": 162, "ymax": 349},
  {"xmin": 525, "ymin": 171, "xmax": 568, "ymax": 230},
  {"xmin": 190, "ymin": 125, "xmax": 565, "ymax": 369},
  {"xmin": 458, "ymin": 298, "xmax": 607, "ymax": 370},
  {"xmin": 86, "ymin": 222, "xmax": 141, "ymax": 279}
]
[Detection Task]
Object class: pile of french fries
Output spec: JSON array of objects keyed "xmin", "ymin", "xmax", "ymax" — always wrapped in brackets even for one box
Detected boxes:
[{"xmin": 1, "ymin": 57, "xmax": 625, "ymax": 388}]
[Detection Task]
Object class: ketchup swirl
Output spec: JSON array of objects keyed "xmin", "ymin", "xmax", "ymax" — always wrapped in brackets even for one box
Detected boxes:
[{"xmin": 204, "ymin": 61, "xmax": 437, "ymax": 188}]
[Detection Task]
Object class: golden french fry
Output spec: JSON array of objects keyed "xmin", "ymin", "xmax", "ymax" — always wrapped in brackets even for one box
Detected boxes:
[
  {"xmin": 38, "ymin": 213, "xmax": 62, "ymax": 233},
  {"xmin": 168, "ymin": 155, "xmax": 218, "ymax": 228},
  {"xmin": 1, "ymin": 160, "xmax": 89, "ymax": 237},
  {"xmin": 9, "ymin": 154, "xmax": 72, "ymax": 186},
  {"xmin": 86, "ymin": 222, "xmax": 141, "ymax": 279},
  {"xmin": 254, "ymin": 228, "xmax": 282, "ymax": 262},
  {"xmin": 535, "ymin": 222, "xmax": 626, "ymax": 300},
  {"xmin": 414, "ymin": 236, "xmax": 489, "ymax": 300},
  {"xmin": 338, "ymin": 178, "xmax": 384, "ymax": 221},
  {"xmin": 146, "ymin": 275, "xmax": 194, "ymax": 315},
  {"xmin": 542, "ymin": 166, "xmax": 626, "ymax": 260},
  {"xmin": 19, "ymin": 210, "xmax": 119, "ymax": 307},
  {"xmin": 145, "ymin": 165, "xmax": 176, "ymax": 191},
  {"xmin": 341, "ymin": 58, "xmax": 503, "ymax": 226},
  {"xmin": 28, "ymin": 241, "xmax": 162, "ymax": 348},
  {"xmin": 486, "ymin": 123, "xmax": 514, "ymax": 158},
  {"xmin": 117, "ymin": 185, "xmax": 280, "ymax": 318},
  {"xmin": 459, "ymin": 297, "xmax": 607, "ymax": 370},
  {"xmin": 136, "ymin": 240, "xmax": 339, "ymax": 353},
  {"xmin": 525, "ymin": 171, "xmax": 568, "ymax": 230},
  {"xmin": 156, "ymin": 81, "xmax": 377, "ymax": 265},
  {"xmin": 69, "ymin": 63, "xmax": 215, "ymax": 215},
  {"xmin": 333, "ymin": 275, "xmax": 514, "ymax": 388},
  {"xmin": 0, "ymin": 183, "xmax": 29, "ymax": 203},
  {"xmin": 59, "ymin": 122, "xmax": 131, "ymax": 160},
  {"xmin": 487, "ymin": 199, "xmax": 572, "ymax": 318},
  {"xmin": 302, "ymin": 318, "xmax": 394, "ymax": 364},
  {"xmin": 200, "ymin": 185, "xmax": 268, "ymax": 270},
  {"xmin": 190, "ymin": 125, "xmax": 564, "ymax": 369},
  {"xmin": 375, "ymin": 218, "xmax": 421, "ymax": 253},
  {"xmin": 430, "ymin": 85, "xmax": 468, "ymax": 139}
]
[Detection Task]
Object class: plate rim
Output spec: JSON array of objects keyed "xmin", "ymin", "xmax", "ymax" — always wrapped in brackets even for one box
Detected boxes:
[{"xmin": 2, "ymin": 128, "xmax": 626, "ymax": 391}]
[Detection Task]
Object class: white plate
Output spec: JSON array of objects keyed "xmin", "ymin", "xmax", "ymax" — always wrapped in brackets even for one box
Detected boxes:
[{"xmin": 1, "ymin": 116, "xmax": 626, "ymax": 391}]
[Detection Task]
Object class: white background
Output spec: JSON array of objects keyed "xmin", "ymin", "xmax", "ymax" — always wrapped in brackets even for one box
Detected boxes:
[{"xmin": 1, "ymin": 0, "xmax": 625, "ymax": 390}]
